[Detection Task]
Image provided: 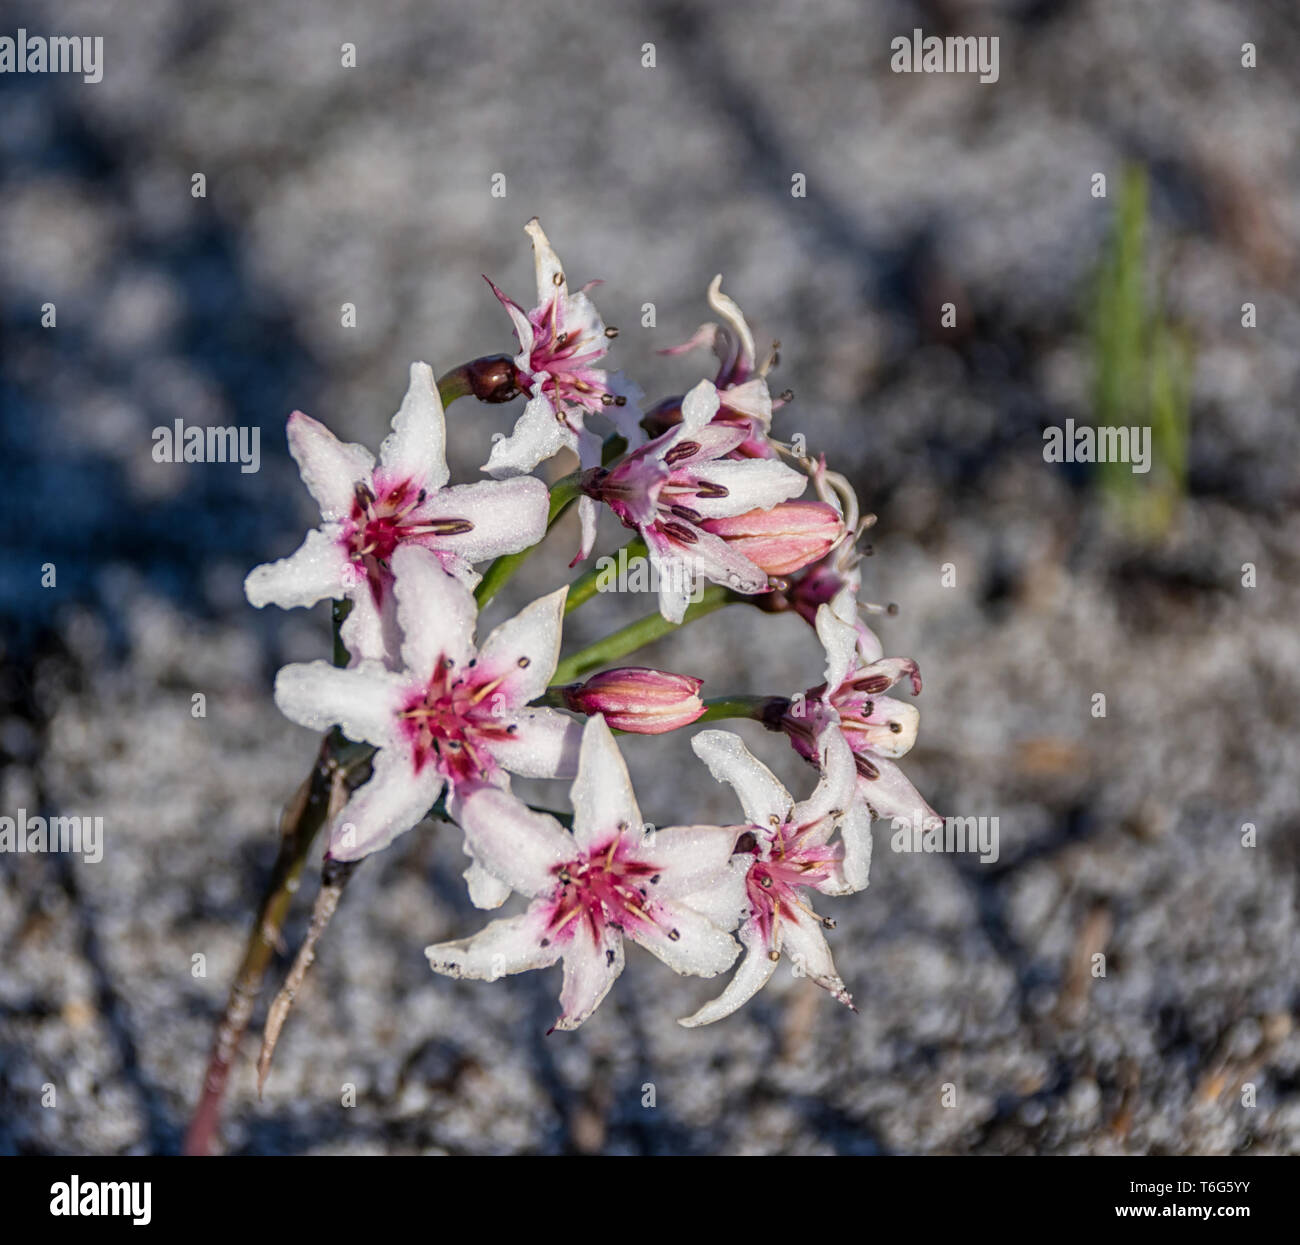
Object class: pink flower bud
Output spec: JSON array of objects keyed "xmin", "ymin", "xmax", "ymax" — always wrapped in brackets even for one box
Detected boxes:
[
  {"xmin": 562, "ymin": 668, "xmax": 705, "ymax": 734},
  {"xmin": 701, "ymin": 501, "xmax": 844, "ymax": 577}
]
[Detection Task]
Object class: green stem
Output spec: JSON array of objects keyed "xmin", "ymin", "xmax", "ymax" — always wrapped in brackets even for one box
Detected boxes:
[
  {"xmin": 697, "ymin": 694, "xmax": 782, "ymax": 724},
  {"xmin": 550, "ymin": 584, "xmax": 733, "ymax": 685},
  {"xmin": 564, "ymin": 536, "xmax": 646, "ymax": 616}
]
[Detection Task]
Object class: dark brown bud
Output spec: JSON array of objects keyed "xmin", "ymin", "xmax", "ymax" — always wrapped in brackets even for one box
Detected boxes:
[
  {"xmin": 641, "ymin": 396, "xmax": 684, "ymax": 438},
  {"xmin": 463, "ymin": 354, "xmax": 524, "ymax": 404}
]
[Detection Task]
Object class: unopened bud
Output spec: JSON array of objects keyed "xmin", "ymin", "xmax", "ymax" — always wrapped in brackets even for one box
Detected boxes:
[
  {"xmin": 702, "ymin": 501, "xmax": 844, "ymax": 577},
  {"xmin": 463, "ymin": 354, "xmax": 525, "ymax": 404},
  {"xmin": 561, "ymin": 667, "xmax": 705, "ymax": 734}
]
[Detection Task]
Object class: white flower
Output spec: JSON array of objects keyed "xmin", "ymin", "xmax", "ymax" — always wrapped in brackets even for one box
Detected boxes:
[
  {"xmin": 483, "ymin": 219, "xmax": 643, "ymax": 481},
  {"xmin": 245, "ymin": 362, "xmax": 549, "ymax": 664},
  {"xmin": 679, "ymin": 722, "xmax": 869, "ymax": 1026},
  {"xmin": 271, "ymin": 545, "xmax": 582, "ymax": 882},
  {"xmin": 581, "ymin": 380, "xmax": 808, "ymax": 622},
  {"xmin": 426, "ymin": 715, "xmax": 746, "ymax": 1032}
]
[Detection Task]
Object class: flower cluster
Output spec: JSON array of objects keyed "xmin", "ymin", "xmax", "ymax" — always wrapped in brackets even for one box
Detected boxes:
[{"xmin": 245, "ymin": 220, "xmax": 934, "ymax": 1033}]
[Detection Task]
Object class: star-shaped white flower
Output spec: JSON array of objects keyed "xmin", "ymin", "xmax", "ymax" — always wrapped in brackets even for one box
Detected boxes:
[
  {"xmin": 272, "ymin": 545, "xmax": 582, "ymax": 888},
  {"xmin": 483, "ymin": 219, "xmax": 643, "ymax": 481},
  {"xmin": 245, "ymin": 362, "xmax": 549, "ymax": 664},
  {"xmin": 426, "ymin": 715, "xmax": 746, "ymax": 1032},
  {"xmin": 582, "ymin": 380, "xmax": 808, "ymax": 622},
  {"xmin": 680, "ymin": 721, "xmax": 869, "ymax": 1026},
  {"xmin": 787, "ymin": 587, "xmax": 935, "ymax": 830}
]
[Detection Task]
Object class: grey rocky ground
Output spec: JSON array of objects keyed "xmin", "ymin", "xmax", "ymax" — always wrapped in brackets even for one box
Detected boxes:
[{"xmin": 1, "ymin": 0, "xmax": 1298, "ymax": 1154}]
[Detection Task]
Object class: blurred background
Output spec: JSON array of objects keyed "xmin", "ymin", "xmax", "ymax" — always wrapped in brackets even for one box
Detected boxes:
[{"xmin": 2, "ymin": 0, "xmax": 1298, "ymax": 1155}]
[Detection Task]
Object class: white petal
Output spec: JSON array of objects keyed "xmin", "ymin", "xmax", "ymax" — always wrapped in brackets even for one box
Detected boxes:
[
  {"xmin": 634, "ymin": 824, "xmax": 741, "ymax": 899},
  {"xmin": 671, "ymin": 527, "xmax": 769, "ymax": 596},
  {"xmin": 338, "ymin": 583, "xmax": 399, "ymax": 666},
  {"xmin": 849, "ymin": 697, "xmax": 919, "ymax": 758},
  {"xmin": 490, "ymin": 708, "xmax": 582, "ymax": 779},
  {"xmin": 485, "ymin": 392, "xmax": 574, "ymax": 478},
  {"xmin": 823, "ymin": 799, "xmax": 872, "ymax": 896},
  {"xmin": 678, "ymin": 856, "xmax": 751, "ymax": 932},
  {"xmin": 706, "ymin": 275, "xmax": 758, "ymax": 373},
  {"xmin": 816, "ymin": 599, "xmax": 860, "ymax": 694},
  {"xmin": 691, "ymin": 730, "xmax": 793, "ymax": 828},
  {"xmin": 679, "ymin": 379, "xmax": 721, "ymax": 434},
  {"xmin": 554, "ymin": 922, "xmax": 624, "ymax": 1031},
  {"xmin": 720, "ymin": 378, "xmax": 772, "ymax": 426},
  {"xmin": 463, "ymin": 855, "xmax": 512, "ymax": 909},
  {"xmin": 327, "ymin": 746, "xmax": 444, "ymax": 862},
  {"xmin": 391, "ymin": 545, "xmax": 479, "ymax": 682},
  {"xmin": 855, "ymin": 757, "xmax": 937, "ymax": 828},
  {"xmin": 285, "ymin": 411, "xmax": 374, "ymax": 522},
  {"xmin": 273, "ymin": 660, "xmax": 406, "ymax": 746},
  {"xmin": 651, "ymin": 549, "xmax": 695, "ymax": 624},
  {"xmin": 423, "ymin": 477, "xmax": 549, "ymax": 565},
  {"xmin": 678, "ymin": 929, "xmax": 778, "ymax": 1027},
  {"xmin": 525, "ymin": 217, "xmax": 566, "ymax": 302},
  {"xmin": 477, "ymin": 585, "xmax": 568, "ymax": 703},
  {"xmin": 244, "ymin": 527, "xmax": 354, "ymax": 611},
  {"xmin": 780, "ymin": 905, "xmax": 853, "ymax": 1008},
  {"xmin": 628, "ymin": 898, "xmax": 740, "ymax": 978},
  {"xmin": 604, "ymin": 373, "xmax": 647, "ymax": 449},
  {"xmin": 575, "ymin": 494, "xmax": 599, "ymax": 564},
  {"xmin": 791, "ymin": 724, "xmax": 858, "ymax": 834},
  {"xmin": 569, "ymin": 715, "xmax": 642, "ymax": 852},
  {"xmin": 378, "ymin": 362, "xmax": 448, "ymax": 489},
  {"xmin": 455, "ymin": 786, "xmax": 574, "ymax": 898},
  {"xmin": 426, "ymin": 905, "xmax": 560, "ymax": 981},
  {"xmin": 688, "ymin": 458, "xmax": 806, "ymax": 519}
]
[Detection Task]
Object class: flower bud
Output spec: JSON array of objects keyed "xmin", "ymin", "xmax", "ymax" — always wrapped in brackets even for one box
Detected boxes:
[
  {"xmin": 701, "ymin": 501, "xmax": 844, "ymax": 577},
  {"xmin": 463, "ymin": 354, "xmax": 525, "ymax": 403},
  {"xmin": 561, "ymin": 667, "xmax": 705, "ymax": 734}
]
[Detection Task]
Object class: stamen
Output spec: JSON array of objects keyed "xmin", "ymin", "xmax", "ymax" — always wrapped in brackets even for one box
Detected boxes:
[
  {"xmin": 664, "ymin": 440, "xmax": 700, "ymax": 466},
  {"xmin": 660, "ymin": 519, "xmax": 699, "ymax": 545}
]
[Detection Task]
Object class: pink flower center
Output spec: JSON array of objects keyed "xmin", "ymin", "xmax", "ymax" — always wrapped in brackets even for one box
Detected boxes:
[
  {"xmin": 744, "ymin": 826, "xmax": 838, "ymax": 949},
  {"xmin": 397, "ymin": 658, "xmax": 517, "ymax": 785},
  {"xmin": 540, "ymin": 833, "xmax": 664, "ymax": 948},
  {"xmin": 527, "ymin": 295, "xmax": 612, "ymax": 413},
  {"xmin": 344, "ymin": 478, "xmax": 472, "ymax": 600}
]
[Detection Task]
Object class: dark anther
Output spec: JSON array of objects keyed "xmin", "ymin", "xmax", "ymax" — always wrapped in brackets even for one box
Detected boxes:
[
  {"xmin": 734, "ymin": 831, "xmax": 757, "ymax": 854},
  {"xmin": 670, "ymin": 504, "xmax": 703, "ymax": 524},
  {"xmin": 606, "ymin": 949, "xmax": 616, "ymax": 965},
  {"xmin": 518, "ymin": 656, "xmax": 531, "ymax": 667},
  {"xmin": 660, "ymin": 520, "xmax": 699, "ymax": 544},
  {"xmin": 428, "ymin": 518, "xmax": 474, "ymax": 535},
  {"xmin": 667, "ymin": 929, "xmax": 681, "ymax": 942},
  {"xmin": 553, "ymin": 271, "xmax": 564, "ymax": 286},
  {"xmin": 664, "ymin": 440, "xmax": 701, "ymax": 465},
  {"xmin": 694, "ymin": 481, "xmax": 729, "ymax": 499},
  {"xmin": 888, "ymin": 721, "xmax": 902, "ymax": 733},
  {"xmin": 604, "ymin": 326, "xmax": 619, "ymax": 339},
  {"xmin": 614, "ymin": 394, "xmax": 627, "ymax": 406}
]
